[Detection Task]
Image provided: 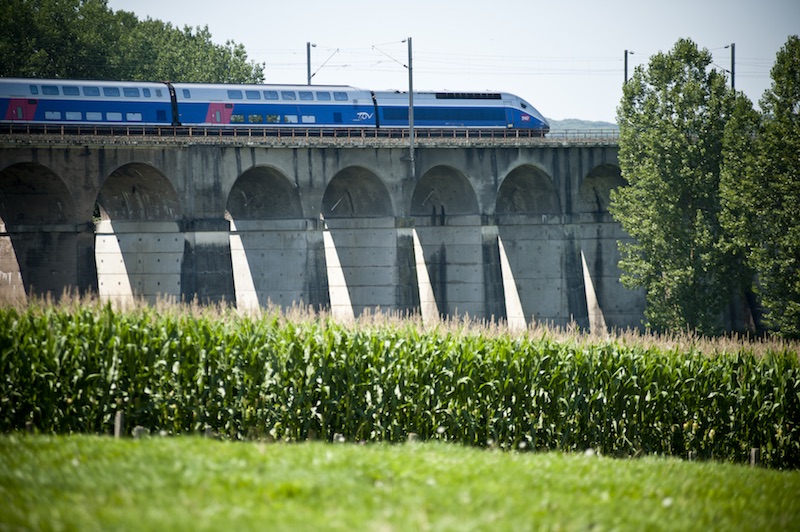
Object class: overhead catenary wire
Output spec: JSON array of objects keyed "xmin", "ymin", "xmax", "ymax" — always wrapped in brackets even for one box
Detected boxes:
[{"xmin": 253, "ymin": 45, "xmax": 777, "ymax": 86}]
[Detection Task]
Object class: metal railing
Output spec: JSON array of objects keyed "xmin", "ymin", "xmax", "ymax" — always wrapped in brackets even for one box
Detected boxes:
[{"xmin": 0, "ymin": 123, "xmax": 619, "ymax": 146}]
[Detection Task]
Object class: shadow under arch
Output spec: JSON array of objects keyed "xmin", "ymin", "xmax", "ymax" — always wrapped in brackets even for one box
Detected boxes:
[
  {"xmin": 496, "ymin": 164, "xmax": 561, "ymax": 216},
  {"xmin": 576, "ymin": 163, "xmax": 625, "ymax": 214},
  {"xmin": 225, "ymin": 166, "xmax": 313, "ymax": 311},
  {"xmin": 321, "ymin": 166, "xmax": 393, "ymax": 218},
  {"xmin": 97, "ymin": 162, "xmax": 182, "ymax": 221},
  {"xmin": 0, "ymin": 162, "xmax": 77, "ymax": 300},
  {"xmin": 227, "ymin": 166, "xmax": 303, "ymax": 220},
  {"xmin": 411, "ymin": 165, "xmax": 479, "ymax": 218},
  {"xmin": 95, "ymin": 162, "xmax": 183, "ymax": 304}
]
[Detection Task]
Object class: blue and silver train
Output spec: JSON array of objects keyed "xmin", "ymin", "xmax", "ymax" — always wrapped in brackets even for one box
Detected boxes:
[{"xmin": 0, "ymin": 77, "xmax": 550, "ymax": 133}]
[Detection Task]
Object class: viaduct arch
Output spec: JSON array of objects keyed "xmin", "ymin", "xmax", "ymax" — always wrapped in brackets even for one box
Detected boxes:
[{"xmin": 0, "ymin": 138, "xmax": 644, "ymax": 329}]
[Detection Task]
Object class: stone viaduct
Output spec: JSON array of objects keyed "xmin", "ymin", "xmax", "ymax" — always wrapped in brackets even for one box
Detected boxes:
[{"xmin": 0, "ymin": 130, "xmax": 644, "ymax": 330}]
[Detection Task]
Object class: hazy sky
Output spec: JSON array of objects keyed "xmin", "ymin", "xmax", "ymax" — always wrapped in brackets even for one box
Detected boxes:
[{"xmin": 105, "ymin": 0, "xmax": 798, "ymax": 123}]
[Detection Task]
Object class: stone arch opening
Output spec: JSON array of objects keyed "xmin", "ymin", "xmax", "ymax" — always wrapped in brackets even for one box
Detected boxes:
[
  {"xmin": 94, "ymin": 163, "xmax": 183, "ymax": 304},
  {"xmin": 0, "ymin": 162, "xmax": 75, "ymax": 226},
  {"xmin": 96, "ymin": 163, "xmax": 181, "ymax": 221},
  {"xmin": 495, "ymin": 165, "xmax": 564, "ymax": 328},
  {"xmin": 225, "ymin": 167, "xmax": 308, "ymax": 311},
  {"xmin": 320, "ymin": 167, "xmax": 397, "ymax": 318},
  {"xmin": 0, "ymin": 162, "xmax": 76, "ymax": 300},
  {"xmin": 575, "ymin": 163, "xmax": 627, "ymax": 331},
  {"xmin": 227, "ymin": 167, "xmax": 302, "ymax": 220},
  {"xmin": 576, "ymin": 163, "xmax": 625, "ymax": 214},
  {"xmin": 496, "ymin": 165, "xmax": 561, "ymax": 215},
  {"xmin": 321, "ymin": 167, "xmax": 393, "ymax": 218},
  {"xmin": 410, "ymin": 166, "xmax": 484, "ymax": 319},
  {"xmin": 410, "ymin": 165, "xmax": 478, "ymax": 217}
]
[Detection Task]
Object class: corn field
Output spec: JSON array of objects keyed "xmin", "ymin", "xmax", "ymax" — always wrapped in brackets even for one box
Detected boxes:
[{"xmin": 1, "ymin": 300, "xmax": 798, "ymax": 468}]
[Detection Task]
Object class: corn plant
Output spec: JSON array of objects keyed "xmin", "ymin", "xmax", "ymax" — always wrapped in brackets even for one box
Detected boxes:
[{"xmin": 1, "ymin": 301, "xmax": 798, "ymax": 468}]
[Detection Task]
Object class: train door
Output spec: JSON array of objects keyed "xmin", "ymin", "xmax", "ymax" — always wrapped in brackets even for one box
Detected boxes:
[
  {"xmin": 4, "ymin": 99, "xmax": 37, "ymax": 121},
  {"xmin": 504, "ymin": 97, "xmax": 516, "ymax": 128},
  {"xmin": 505, "ymin": 104, "xmax": 517, "ymax": 129},
  {"xmin": 205, "ymin": 103, "xmax": 233, "ymax": 125}
]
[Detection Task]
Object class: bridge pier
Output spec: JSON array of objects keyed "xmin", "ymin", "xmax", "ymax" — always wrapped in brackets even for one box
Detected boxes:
[
  {"xmin": 0, "ymin": 223, "xmax": 96, "ymax": 301},
  {"xmin": 180, "ymin": 218, "xmax": 235, "ymax": 305},
  {"xmin": 481, "ymin": 224, "xmax": 507, "ymax": 323}
]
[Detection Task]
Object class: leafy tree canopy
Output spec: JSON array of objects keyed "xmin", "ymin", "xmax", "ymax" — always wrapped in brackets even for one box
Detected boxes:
[
  {"xmin": 721, "ymin": 36, "xmax": 800, "ymax": 338},
  {"xmin": 611, "ymin": 38, "xmax": 740, "ymax": 335},
  {"xmin": 0, "ymin": 0, "xmax": 264, "ymax": 83}
]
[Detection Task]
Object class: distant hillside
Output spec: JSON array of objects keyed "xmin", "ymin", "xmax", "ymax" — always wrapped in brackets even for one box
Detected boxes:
[{"xmin": 546, "ymin": 118, "xmax": 619, "ymax": 131}]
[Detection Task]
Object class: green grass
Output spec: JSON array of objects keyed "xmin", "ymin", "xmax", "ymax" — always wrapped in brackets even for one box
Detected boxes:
[{"xmin": 1, "ymin": 434, "xmax": 798, "ymax": 531}]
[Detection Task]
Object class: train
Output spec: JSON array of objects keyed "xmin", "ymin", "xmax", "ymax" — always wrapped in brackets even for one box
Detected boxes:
[{"xmin": 0, "ymin": 77, "xmax": 550, "ymax": 133}]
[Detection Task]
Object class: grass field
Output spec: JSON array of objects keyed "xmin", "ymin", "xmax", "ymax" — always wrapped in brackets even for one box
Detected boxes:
[{"xmin": 1, "ymin": 434, "xmax": 798, "ymax": 531}]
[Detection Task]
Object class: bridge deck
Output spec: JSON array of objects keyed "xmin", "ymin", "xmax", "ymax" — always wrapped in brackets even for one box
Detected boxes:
[{"xmin": 0, "ymin": 125, "xmax": 619, "ymax": 148}]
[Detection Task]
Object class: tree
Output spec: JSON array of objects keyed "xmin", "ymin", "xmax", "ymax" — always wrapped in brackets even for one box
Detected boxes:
[
  {"xmin": 720, "ymin": 36, "xmax": 800, "ymax": 338},
  {"xmin": 0, "ymin": 0, "xmax": 39, "ymax": 76},
  {"xmin": 127, "ymin": 20, "xmax": 264, "ymax": 83},
  {"xmin": 0, "ymin": 0, "xmax": 264, "ymax": 83},
  {"xmin": 611, "ymin": 39, "xmax": 741, "ymax": 334}
]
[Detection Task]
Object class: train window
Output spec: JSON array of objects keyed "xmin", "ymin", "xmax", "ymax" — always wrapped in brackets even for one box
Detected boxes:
[
  {"xmin": 86, "ymin": 112, "xmax": 102, "ymax": 121},
  {"xmin": 66, "ymin": 111, "xmax": 82, "ymax": 121},
  {"xmin": 15, "ymin": 107, "xmax": 23, "ymax": 119},
  {"xmin": 63, "ymin": 86, "xmax": 80, "ymax": 96},
  {"xmin": 316, "ymin": 92, "xmax": 331, "ymax": 101},
  {"xmin": 228, "ymin": 90, "xmax": 243, "ymax": 100},
  {"xmin": 42, "ymin": 85, "xmax": 59, "ymax": 95},
  {"xmin": 248, "ymin": 114, "xmax": 264, "ymax": 123},
  {"xmin": 283, "ymin": 115, "xmax": 298, "ymax": 123},
  {"xmin": 333, "ymin": 92, "xmax": 348, "ymax": 101},
  {"xmin": 281, "ymin": 91, "xmax": 296, "ymax": 101},
  {"xmin": 264, "ymin": 91, "xmax": 279, "ymax": 100},
  {"xmin": 214, "ymin": 110, "xmax": 221, "ymax": 123},
  {"xmin": 265, "ymin": 114, "xmax": 279, "ymax": 123},
  {"xmin": 155, "ymin": 89, "xmax": 162, "ymax": 97},
  {"xmin": 29, "ymin": 85, "xmax": 39, "ymax": 95},
  {"xmin": 126, "ymin": 112, "xmax": 142, "ymax": 121},
  {"xmin": 83, "ymin": 86, "xmax": 100, "ymax": 96},
  {"xmin": 301, "ymin": 115, "xmax": 316, "ymax": 123},
  {"xmin": 45, "ymin": 111, "xmax": 62, "ymax": 120},
  {"xmin": 231, "ymin": 114, "xmax": 245, "ymax": 123},
  {"xmin": 183, "ymin": 89, "xmax": 191, "ymax": 98},
  {"xmin": 246, "ymin": 90, "xmax": 261, "ymax": 100},
  {"xmin": 104, "ymin": 87, "xmax": 120, "ymax": 97},
  {"xmin": 106, "ymin": 112, "xmax": 122, "ymax": 121},
  {"xmin": 124, "ymin": 88, "xmax": 140, "ymax": 97},
  {"xmin": 143, "ymin": 88, "xmax": 151, "ymax": 97},
  {"xmin": 299, "ymin": 91, "xmax": 314, "ymax": 101}
]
